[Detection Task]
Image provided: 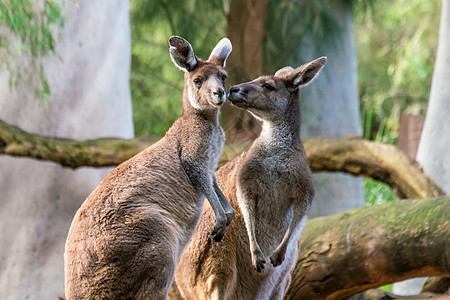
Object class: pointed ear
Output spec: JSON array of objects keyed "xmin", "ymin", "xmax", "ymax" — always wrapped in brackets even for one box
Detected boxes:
[
  {"xmin": 208, "ymin": 38, "xmax": 232, "ymax": 67},
  {"xmin": 274, "ymin": 66, "xmax": 295, "ymax": 78},
  {"xmin": 288, "ymin": 56, "xmax": 327, "ymax": 90},
  {"xmin": 169, "ymin": 36, "xmax": 198, "ymax": 72}
]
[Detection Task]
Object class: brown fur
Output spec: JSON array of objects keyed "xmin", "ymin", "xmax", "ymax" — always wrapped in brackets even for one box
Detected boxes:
[
  {"xmin": 176, "ymin": 57, "xmax": 327, "ymax": 299},
  {"xmin": 64, "ymin": 36, "xmax": 234, "ymax": 300}
]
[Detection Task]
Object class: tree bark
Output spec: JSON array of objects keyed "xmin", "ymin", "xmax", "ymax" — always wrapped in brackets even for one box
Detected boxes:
[
  {"xmin": 421, "ymin": 277, "xmax": 450, "ymax": 293},
  {"xmin": 352, "ymin": 289, "xmax": 448, "ymax": 300},
  {"xmin": 285, "ymin": 197, "xmax": 450, "ymax": 300},
  {"xmin": 0, "ymin": 1, "xmax": 134, "ymax": 298},
  {"xmin": 408, "ymin": 1, "xmax": 450, "ymax": 294},
  {"xmin": 303, "ymin": 136, "xmax": 444, "ymax": 199},
  {"xmin": 416, "ymin": 0, "xmax": 450, "ymax": 195},
  {"xmin": 221, "ymin": 0, "xmax": 267, "ymax": 143},
  {"xmin": 0, "ymin": 119, "xmax": 155, "ymax": 169},
  {"xmin": 0, "ymin": 121, "xmax": 441, "ymax": 199},
  {"xmin": 0, "ymin": 121, "xmax": 442, "ymax": 199}
]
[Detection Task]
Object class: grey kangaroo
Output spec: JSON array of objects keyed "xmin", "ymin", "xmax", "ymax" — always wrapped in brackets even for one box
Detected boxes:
[
  {"xmin": 64, "ymin": 36, "xmax": 235, "ymax": 300},
  {"xmin": 176, "ymin": 57, "xmax": 327, "ymax": 299}
]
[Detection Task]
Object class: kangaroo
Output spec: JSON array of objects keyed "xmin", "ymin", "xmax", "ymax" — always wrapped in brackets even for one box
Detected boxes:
[
  {"xmin": 64, "ymin": 36, "xmax": 235, "ymax": 300},
  {"xmin": 175, "ymin": 57, "xmax": 327, "ymax": 299}
]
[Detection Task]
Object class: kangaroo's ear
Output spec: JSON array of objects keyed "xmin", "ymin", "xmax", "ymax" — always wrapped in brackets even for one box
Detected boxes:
[
  {"xmin": 278, "ymin": 57, "xmax": 327, "ymax": 91},
  {"xmin": 169, "ymin": 36, "xmax": 198, "ymax": 72},
  {"xmin": 292, "ymin": 56, "xmax": 327, "ymax": 89},
  {"xmin": 274, "ymin": 66, "xmax": 295, "ymax": 78},
  {"xmin": 208, "ymin": 38, "xmax": 232, "ymax": 68}
]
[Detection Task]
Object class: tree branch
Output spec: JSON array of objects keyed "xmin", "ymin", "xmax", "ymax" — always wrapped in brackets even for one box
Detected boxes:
[
  {"xmin": 0, "ymin": 120, "xmax": 443, "ymax": 199},
  {"xmin": 3, "ymin": 121, "xmax": 443, "ymax": 298},
  {"xmin": 421, "ymin": 277, "xmax": 450, "ymax": 294},
  {"xmin": 303, "ymin": 136, "xmax": 444, "ymax": 199},
  {"xmin": 352, "ymin": 289, "xmax": 448, "ymax": 300},
  {"xmin": 0, "ymin": 119, "xmax": 158, "ymax": 168},
  {"xmin": 285, "ymin": 197, "xmax": 450, "ymax": 300},
  {"xmin": 168, "ymin": 198, "xmax": 450, "ymax": 300}
]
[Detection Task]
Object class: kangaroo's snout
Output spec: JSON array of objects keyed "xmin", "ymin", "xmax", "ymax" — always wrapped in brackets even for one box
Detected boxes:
[
  {"xmin": 211, "ymin": 87, "xmax": 226, "ymax": 106},
  {"xmin": 213, "ymin": 88, "xmax": 225, "ymax": 98},
  {"xmin": 228, "ymin": 86, "xmax": 243, "ymax": 101},
  {"xmin": 228, "ymin": 86, "xmax": 247, "ymax": 107}
]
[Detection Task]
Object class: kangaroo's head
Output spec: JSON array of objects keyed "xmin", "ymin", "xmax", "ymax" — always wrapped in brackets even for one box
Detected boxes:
[
  {"xmin": 228, "ymin": 57, "xmax": 327, "ymax": 122},
  {"xmin": 169, "ymin": 36, "xmax": 232, "ymax": 111}
]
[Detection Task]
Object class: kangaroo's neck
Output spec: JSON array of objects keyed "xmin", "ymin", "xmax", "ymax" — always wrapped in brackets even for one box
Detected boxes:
[{"xmin": 257, "ymin": 93, "xmax": 302, "ymax": 149}]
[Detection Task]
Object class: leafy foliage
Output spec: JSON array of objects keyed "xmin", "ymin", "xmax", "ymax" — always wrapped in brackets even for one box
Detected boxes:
[
  {"xmin": 0, "ymin": 0, "xmax": 65, "ymax": 103},
  {"xmin": 264, "ymin": 0, "xmax": 343, "ymax": 72},
  {"xmin": 130, "ymin": 0, "xmax": 226, "ymax": 136},
  {"xmin": 130, "ymin": 0, "xmax": 441, "ymax": 147},
  {"xmin": 364, "ymin": 177, "xmax": 397, "ymax": 205},
  {"xmin": 356, "ymin": 0, "xmax": 441, "ymax": 144}
]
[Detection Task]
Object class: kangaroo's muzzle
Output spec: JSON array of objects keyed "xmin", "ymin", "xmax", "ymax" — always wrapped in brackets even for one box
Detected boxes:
[
  {"xmin": 210, "ymin": 88, "xmax": 226, "ymax": 107},
  {"xmin": 228, "ymin": 87, "xmax": 247, "ymax": 107}
]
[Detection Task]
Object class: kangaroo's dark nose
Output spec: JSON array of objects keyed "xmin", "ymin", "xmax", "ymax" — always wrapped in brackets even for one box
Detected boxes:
[
  {"xmin": 213, "ymin": 88, "xmax": 224, "ymax": 98},
  {"xmin": 229, "ymin": 87, "xmax": 240, "ymax": 95}
]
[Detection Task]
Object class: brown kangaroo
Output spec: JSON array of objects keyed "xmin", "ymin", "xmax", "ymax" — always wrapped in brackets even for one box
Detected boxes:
[
  {"xmin": 64, "ymin": 36, "xmax": 235, "ymax": 300},
  {"xmin": 175, "ymin": 57, "xmax": 327, "ymax": 299}
]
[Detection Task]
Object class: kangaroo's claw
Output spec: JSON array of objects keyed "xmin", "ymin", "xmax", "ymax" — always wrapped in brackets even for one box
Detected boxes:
[
  {"xmin": 211, "ymin": 223, "xmax": 226, "ymax": 242},
  {"xmin": 252, "ymin": 251, "xmax": 266, "ymax": 272}
]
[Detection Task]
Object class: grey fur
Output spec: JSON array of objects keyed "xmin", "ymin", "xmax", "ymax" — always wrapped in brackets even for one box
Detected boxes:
[
  {"xmin": 64, "ymin": 37, "xmax": 234, "ymax": 299},
  {"xmin": 176, "ymin": 57, "xmax": 327, "ymax": 299}
]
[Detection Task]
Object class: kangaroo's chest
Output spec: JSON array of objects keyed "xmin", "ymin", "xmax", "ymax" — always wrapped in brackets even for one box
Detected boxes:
[
  {"xmin": 240, "ymin": 151, "xmax": 302, "ymax": 227},
  {"xmin": 207, "ymin": 126, "xmax": 225, "ymax": 171},
  {"xmin": 254, "ymin": 151, "xmax": 297, "ymax": 188}
]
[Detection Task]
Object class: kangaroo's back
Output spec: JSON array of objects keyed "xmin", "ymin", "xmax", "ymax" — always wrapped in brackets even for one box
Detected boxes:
[{"xmin": 65, "ymin": 134, "xmax": 198, "ymax": 299}]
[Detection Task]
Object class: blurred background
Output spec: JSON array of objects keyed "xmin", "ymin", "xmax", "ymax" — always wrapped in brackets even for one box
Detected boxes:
[
  {"xmin": 0, "ymin": 0, "xmax": 447, "ymax": 298},
  {"xmin": 128, "ymin": 0, "xmax": 441, "ymax": 209}
]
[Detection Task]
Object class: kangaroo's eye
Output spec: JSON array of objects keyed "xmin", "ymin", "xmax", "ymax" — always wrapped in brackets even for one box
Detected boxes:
[
  {"xmin": 263, "ymin": 83, "xmax": 274, "ymax": 91},
  {"xmin": 221, "ymin": 74, "xmax": 227, "ymax": 81},
  {"xmin": 193, "ymin": 78, "xmax": 202, "ymax": 87}
]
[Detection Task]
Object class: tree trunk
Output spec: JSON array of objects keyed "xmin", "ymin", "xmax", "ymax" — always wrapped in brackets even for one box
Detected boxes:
[
  {"xmin": 285, "ymin": 197, "xmax": 450, "ymax": 300},
  {"xmin": 221, "ymin": 0, "xmax": 267, "ymax": 143},
  {"xmin": 416, "ymin": 0, "xmax": 450, "ymax": 195},
  {"xmin": 403, "ymin": 0, "xmax": 450, "ymax": 294},
  {"xmin": 0, "ymin": 1, "xmax": 133, "ymax": 299}
]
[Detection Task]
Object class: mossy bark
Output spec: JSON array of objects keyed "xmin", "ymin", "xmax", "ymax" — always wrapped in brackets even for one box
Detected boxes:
[
  {"xmin": 0, "ymin": 120, "xmax": 442, "ymax": 199},
  {"xmin": 285, "ymin": 197, "xmax": 450, "ymax": 300},
  {"xmin": 353, "ymin": 289, "xmax": 446, "ymax": 300},
  {"xmin": 0, "ymin": 119, "xmax": 157, "ymax": 168},
  {"xmin": 168, "ymin": 198, "xmax": 449, "ymax": 300},
  {"xmin": 303, "ymin": 136, "xmax": 444, "ymax": 199},
  {"xmin": 2, "ymin": 120, "xmax": 448, "ymax": 298}
]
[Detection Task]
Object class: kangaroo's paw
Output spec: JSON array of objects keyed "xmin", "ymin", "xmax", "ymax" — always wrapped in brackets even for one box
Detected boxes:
[
  {"xmin": 252, "ymin": 251, "xmax": 266, "ymax": 272},
  {"xmin": 211, "ymin": 221, "xmax": 226, "ymax": 242},
  {"xmin": 270, "ymin": 249, "xmax": 286, "ymax": 267}
]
